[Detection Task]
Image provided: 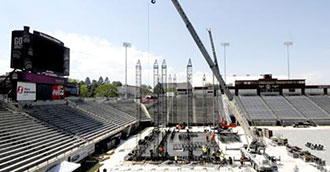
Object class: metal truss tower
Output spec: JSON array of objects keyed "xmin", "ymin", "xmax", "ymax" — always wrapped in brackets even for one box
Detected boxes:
[
  {"xmin": 202, "ymin": 74, "xmax": 207, "ymax": 125},
  {"xmin": 187, "ymin": 59, "xmax": 193, "ymax": 127},
  {"xmin": 168, "ymin": 74, "xmax": 172, "ymax": 124},
  {"xmin": 153, "ymin": 60, "xmax": 159, "ymax": 89},
  {"xmin": 161, "ymin": 60, "xmax": 167, "ymax": 126},
  {"xmin": 135, "ymin": 60, "xmax": 142, "ymax": 159},
  {"xmin": 173, "ymin": 74, "xmax": 177, "ymax": 124}
]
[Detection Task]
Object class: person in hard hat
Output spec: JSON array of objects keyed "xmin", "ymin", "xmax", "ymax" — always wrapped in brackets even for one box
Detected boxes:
[
  {"xmin": 202, "ymin": 146, "xmax": 207, "ymax": 156},
  {"xmin": 158, "ymin": 147, "xmax": 163, "ymax": 155},
  {"xmin": 240, "ymin": 156, "xmax": 244, "ymax": 167},
  {"xmin": 174, "ymin": 155, "xmax": 178, "ymax": 163}
]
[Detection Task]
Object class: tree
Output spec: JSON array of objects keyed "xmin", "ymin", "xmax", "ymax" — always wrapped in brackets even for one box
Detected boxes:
[
  {"xmin": 94, "ymin": 84, "xmax": 119, "ymax": 97},
  {"xmin": 141, "ymin": 84, "xmax": 152, "ymax": 96},
  {"xmin": 153, "ymin": 83, "xmax": 164, "ymax": 95},
  {"xmin": 88, "ymin": 80, "xmax": 99, "ymax": 97},
  {"xmin": 98, "ymin": 76, "xmax": 104, "ymax": 85},
  {"xmin": 79, "ymin": 84, "xmax": 88, "ymax": 97},
  {"xmin": 85, "ymin": 77, "xmax": 91, "ymax": 87},
  {"xmin": 112, "ymin": 81, "xmax": 122, "ymax": 87},
  {"xmin": 68, "ymin": 78, "xmax": 79, "ymax": 84},
  {"xmin": 104, "ymin": 77, "xmax": 110, "ymax": 84}
]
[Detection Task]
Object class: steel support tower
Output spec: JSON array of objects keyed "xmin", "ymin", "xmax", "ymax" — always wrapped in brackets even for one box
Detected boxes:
[
  {"xmin": 202, "ymin": 74, "xmax": 207, "ymax": 125},
  {"xmin": 161, "ymin": 60, "xmax": 167, "ymax": 126},
  {"xmin": 173, "ymin": 74, "xmax": 177, "ymax": 124},
  {"xmin": 135, "ymin": 60, "xmax": 142, "ymax": 159},
  {"xmin": 187, "ymin": 59, "xmax": 193, "ymax": 127},
  {"xmin": 168, "ymin": 74, "xmax": 172, "ymax": 124}
]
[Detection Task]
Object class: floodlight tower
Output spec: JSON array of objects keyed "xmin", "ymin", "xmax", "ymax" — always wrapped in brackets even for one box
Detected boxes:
[
  {"xmin": 221, "ymin": 42, "xmax": 230, "ymax": 83},
  {"xmin": 161, "ymin": 60, "xmax": 167, "ymax": 126},
  {"xmin": 187, "ymin": 59, "xmax": 193, "ymax": 127},
  {"xmin": 284, "ymin": 41, "xmax": 293, "ymax": 79},
  {"xmin": 123, "ymin": 42, "xmax": 131, "ymax": 99},
  {"xmin": 135, "ymin": 59, "xmax": 142, "ymax": 159}
]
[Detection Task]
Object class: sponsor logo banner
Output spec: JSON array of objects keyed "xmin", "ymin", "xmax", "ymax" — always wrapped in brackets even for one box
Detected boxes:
[
  {"xmin": 16, "ymin": 82, "xmax": 36, "ymax": 101},
  {"xmin": 51, "ymin": 85, "xmax": 65, "ymax": 100}
]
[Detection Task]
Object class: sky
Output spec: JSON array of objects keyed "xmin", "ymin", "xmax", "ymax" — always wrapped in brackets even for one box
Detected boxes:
[{"xmin": 0, "ymin": 0, "xmax": 330, "ymax": 86}]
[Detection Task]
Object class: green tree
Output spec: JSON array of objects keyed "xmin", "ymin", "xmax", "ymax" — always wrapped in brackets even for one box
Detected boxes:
[
  {"xmin": 112, "ymin": 81, "xmax": 122, "ymax": 87},
  {"xmin": 84, "ymin": 77, "xmax": 91, "ymax": 87},
  {"xmin": 153, "ymin": 83, "xmax": 164, "ymax": 95},
  {"xmin": 104, "ymin": 77, "xmax": 110, "ymax": 84},
  {"xmin": 68, "ymin": 78, "xmax": 79, "ymax": 84},
  {"xmin": 79, "ymin": 84, "xmax": 88, "ymax": 97},
  {"xmin": 98, "ymin": 76, "xmax": 104, "ymax": 85},
  {"xmin": 94, "ymin": 84, "xmax": 119, "ymax": 97},
  {"xmin": 141, "ymin": 84, "xmax": 152, "ymax": 96}
]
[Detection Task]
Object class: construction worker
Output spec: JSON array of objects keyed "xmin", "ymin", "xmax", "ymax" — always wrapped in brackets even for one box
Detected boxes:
[
  {"xmin": 206, "ymin": 130, "xmax": 209, "ymax": 142},
  {"xmin": 158, "ymin": 146, "xmax": 163, "ymax": 155},
  {"xmin": 210, "ymin": 131, "xmax": 215, "ymax": 143},
  {"xmin": 202, "ymin": 146, "xmax": 207, "ymax": 156},
  {"xmin": 174, "ymin": 155, "xmax": 178, "ymax": 163},
  {"xmin": 240, "ymin": 156, "xmax": 244, "ymax": 167}
]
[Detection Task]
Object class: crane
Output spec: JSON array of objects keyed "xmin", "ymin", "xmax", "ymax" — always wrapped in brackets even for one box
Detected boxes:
[
  {"xmin": 170, "ymin": 0, "xmax": 255, "ymax": 142},
  {"xmin": 166, "ymin": 1, "xmax": 278, "ymax": 170}
]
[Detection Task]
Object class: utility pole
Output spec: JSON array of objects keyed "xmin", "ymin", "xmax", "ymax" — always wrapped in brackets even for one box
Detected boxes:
[{"xmin": 123, "ymin": 42, "xmax": 131, "ymax": 99}]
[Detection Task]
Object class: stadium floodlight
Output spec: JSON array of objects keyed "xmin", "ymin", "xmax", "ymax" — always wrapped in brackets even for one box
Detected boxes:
[
  {"xmin": 221, "ymin": 42, "xmax": 230, "ymax": 83},
  {"xmin": 123, "ymin": 42, "xmax": 131, "ymax": 99},
  {"xmin": 284, "ymin": 41, "xmax": 293, "ymax": 79}
]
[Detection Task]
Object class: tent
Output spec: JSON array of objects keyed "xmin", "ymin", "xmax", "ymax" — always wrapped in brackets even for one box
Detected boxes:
[{"xmin": 47, "ymin": 161, "xmax": 81, "ymax": 172}]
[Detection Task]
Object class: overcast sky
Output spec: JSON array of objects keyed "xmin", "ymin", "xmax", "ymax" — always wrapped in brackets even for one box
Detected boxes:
[{"xmin": 1, "ymin": 0, "xmax": 330, "ymax": 86}]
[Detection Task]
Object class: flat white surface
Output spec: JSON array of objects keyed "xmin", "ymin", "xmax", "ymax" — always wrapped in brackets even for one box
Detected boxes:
[{"xmin": 100, "ymin": 127, "xmax": 329, "ymax": 172}]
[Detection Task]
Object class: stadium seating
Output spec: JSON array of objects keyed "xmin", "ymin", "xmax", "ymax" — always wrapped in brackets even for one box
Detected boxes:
[
  {"xmin": 285, "ymin": 96, "xmax": 330, "ymax": 120},
  {"xmin": 107, "ymin": 100, "xmax": 149, "ymax": 121},
  {"xmin": 262, "ymin": 96, "xmax": 306, "ymax": 125},
  {"xmin": 77, "ymin": 101, "xmax": 136, "ymax": 126},
  {"xmin": 308, "ymin": 96, "xmax": 330, "ymax": 114},
  {"xmin": 0, "ymin": 109, "xmax": 84, "ymax": 172},
  {"xmin": 238, "ymin": 96, "xmax": 278, "ymax": 125},
  {"xmin": 239, "ymin": 96, "xmax": 277, "ymax": 120},
  {"xmin": 24, "ymin": 104, "xmax": 118, "ymax": 142}
]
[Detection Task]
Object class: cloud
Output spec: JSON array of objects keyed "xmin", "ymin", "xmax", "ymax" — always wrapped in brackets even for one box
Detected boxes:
[{"xmin": 51, "ymin": 31, "xmax": 161, "ymax": 86}]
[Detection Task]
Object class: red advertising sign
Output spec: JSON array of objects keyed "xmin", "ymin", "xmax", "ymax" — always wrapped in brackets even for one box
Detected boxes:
[{"xmin": 51, "ymin": 85, "xmax": 65, "ymax": 100}]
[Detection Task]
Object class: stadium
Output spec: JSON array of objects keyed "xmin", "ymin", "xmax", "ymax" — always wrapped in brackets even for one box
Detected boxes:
[{"xmin": 1, "ymin": 1, "xmax": 330, "ymax": 172}]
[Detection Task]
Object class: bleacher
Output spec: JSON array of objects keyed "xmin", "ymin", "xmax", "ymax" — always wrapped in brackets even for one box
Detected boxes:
[
  {"xmin": 107, "ymin": 100, "xmax": 150, "ymax": 121},
  {"xmin": 285, "ymin": 96, "xmax": 330, "ymax": 125},
  {"xmin": 0, "ymin": 104, "xmax": 84, "ymax": 172},
  {"xmin": 238, "ymin": 96, "xmax": 278, "ymax": 125},
  {"xmin": 308, "ymin": 96, "xmax": 330, "ymax": 114},
  {"xmin": 261, "ymin": 96, "xmax": 306, "ymax": 125},
  {"xmin": 77, "ymin": 101, "xmax": 136, "ymax": 126},
  {"xmin": 24, "ymin": 104, "xmax": 119, "ymax": 142}
]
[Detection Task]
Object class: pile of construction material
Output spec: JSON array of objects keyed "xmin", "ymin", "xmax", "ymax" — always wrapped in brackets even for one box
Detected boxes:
[
  {"xmin": 271, "ymin": 137, "xmax": 288, "ymax": 146},
  {"xmin": 305, "ymin": 142, "xmax": 324, "ymax": 151},
  {"xmin": 286, "ymin": 144, "xmax": 326, "ymax": 166}
]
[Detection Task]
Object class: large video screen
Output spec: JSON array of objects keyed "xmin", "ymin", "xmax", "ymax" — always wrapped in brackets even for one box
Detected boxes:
[{"xmin": 10, "ymin": 27, "xmax": 70, "ymax": 76}]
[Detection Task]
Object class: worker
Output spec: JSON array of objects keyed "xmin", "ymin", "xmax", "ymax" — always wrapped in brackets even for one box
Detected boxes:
[
  {"xmin": 158, "ymin": 146, "xmax": 163, "ymax": 155},
  {"xmin": 206, "ymin": 130, "xmax": 209, "ymax": 142},
  {"xmin": 174, "ymin": 155, "xmax": 178, "ymax": 163},
  {"xmin": 210, "ymin": 131, "xmax": 215, "ymax": 143},
  {"xmin": 294, "ymin": 165, "xmax": 299, "ymax": 172},
  {"xmin": 202, "ymin": 146, "xmax": 207, "ymax": 156},
  {"xmin": 240, "ymin": 156, "xmax": 244, "ymax": 167},
  {"xmin": 228, "ymin": 156, "xmax": 233, "ymax": 165}
]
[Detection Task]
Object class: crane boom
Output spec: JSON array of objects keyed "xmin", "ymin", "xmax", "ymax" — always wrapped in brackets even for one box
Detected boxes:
[{"xmin": 170, "ymin": 0, "xmax": 255, "ymax": 141}]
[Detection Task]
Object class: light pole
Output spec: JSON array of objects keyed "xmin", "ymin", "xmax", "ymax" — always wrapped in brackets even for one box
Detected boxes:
[
  {"xmin": 221, "ymin": 42, "xmax": 230, "ymax": 83},
  {"xmin": 284, "ymin": 41, "xmax": 293, "ymax": 80},
  {"xmin": 123, "ymin": 42, "xmax": 131, "ymax": 99}
]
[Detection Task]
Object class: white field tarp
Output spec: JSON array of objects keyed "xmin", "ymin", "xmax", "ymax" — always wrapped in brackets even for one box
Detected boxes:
[{"xmin": 47, "ymin": 161, "xmax": 80, "ymax": 172}]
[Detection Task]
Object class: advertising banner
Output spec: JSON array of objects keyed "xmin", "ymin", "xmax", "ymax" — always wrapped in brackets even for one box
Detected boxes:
[
  {"xmin": 51, "ymin": 85, "xmax": 65, "ymax": 100},
  {"xmin": 16, "ymin": 82, "xmax": 36, "ymax": 101}
]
